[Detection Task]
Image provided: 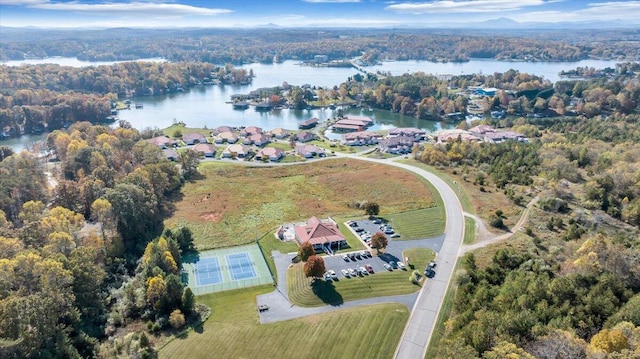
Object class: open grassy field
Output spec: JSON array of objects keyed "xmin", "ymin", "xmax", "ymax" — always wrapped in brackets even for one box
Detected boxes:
[
  {"xmin": 165, "ymin": 159, "xmax": 437, "ymax": 250},
  {"xmin": 287, "ymin": 248, "xmax": 435, "ymax": 307},
  {"xmin": 384, "ymin": 207, "xmax": 445, "ymax": 240},
  {"xmin": 399, "ymin": 159, "xmax": 526, "ymax": 234},
  {"xmin": 159, "ymin": 285, "xmax": 409, "ymax": 359},
  {"xmin": 162, "ymin": 123, "xmax": 213, "ymax": 138}
]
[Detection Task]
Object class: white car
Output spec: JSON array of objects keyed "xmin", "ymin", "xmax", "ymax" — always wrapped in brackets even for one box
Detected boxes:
[
  {"xmin": 341, "ymin": 269, "xmax": 350, "ymax": 278},
  {"xmin": 397, "ymin": 262, "xmax": 406, "ymax": 270},
  {"xmin": 359, "ymin": 266, "xmax": 368, "ymax": 275},
  {"xmin": 328, "ymin": 269, "xmax": 338, "ymax": 280}
]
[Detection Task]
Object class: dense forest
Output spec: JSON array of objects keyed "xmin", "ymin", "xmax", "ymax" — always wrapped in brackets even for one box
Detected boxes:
[
  {"xmin": 0, "ymin": 122, "xmax": 201, "ymax": 358},
  {"xmin": 0, "ymin": 61, "xmax": 249, "ymax": 134},
  {"xmin": 1, "ymin": 27, "xmax": 639, "ymax": 64},
  {"xmin": 405, "ymin": 64, "xmax": 640, "ymax": 357}
]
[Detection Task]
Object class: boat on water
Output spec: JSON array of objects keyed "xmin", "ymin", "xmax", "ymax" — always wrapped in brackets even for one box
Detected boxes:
[{"xmin": 135, "ymin": 104, "xmax": 144, "ymax": 109}]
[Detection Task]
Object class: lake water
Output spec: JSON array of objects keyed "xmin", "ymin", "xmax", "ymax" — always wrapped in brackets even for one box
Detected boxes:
[{"xmin": 2, "ymin": 57, "xmax": 622, "ymax": 151}]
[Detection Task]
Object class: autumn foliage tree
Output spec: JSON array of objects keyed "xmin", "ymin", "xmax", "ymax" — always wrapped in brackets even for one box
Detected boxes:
[
  {"xmin": 370, "ymin": 232, "xmax": 388, "ymax": 253},
  {"xmin": 303, "ymin": 255, "xmax": 326, "ymax": 280},
  {"xmin": 298, "ymin": 240, "xmax": 315, "ymax": 262}
]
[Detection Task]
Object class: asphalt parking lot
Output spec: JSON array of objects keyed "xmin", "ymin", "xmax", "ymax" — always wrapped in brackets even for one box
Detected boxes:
[{"xmin": 322, "ymin": 218, "xmax": 430, "ymax": 279}]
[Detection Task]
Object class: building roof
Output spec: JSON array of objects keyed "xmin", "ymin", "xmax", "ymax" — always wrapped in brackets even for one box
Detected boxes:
[
  {"xmin": 389, "ymin": 127, "xmax": 427, "ymax": 136},
  {"xmin": 193, "ymin": 143, "xmax": 216, "ymax": 153},
  {"xmin": 183, "ymin": 133, "xmax": 207, "ymax": 142},
  {"xmin": 243, "ymin": 126, "xmax": 263, "ymax": 135},
  {"xmin": 250, "ymin": 133, "xmax": 271, "ymax": 143},
  {"xmin": 295, "ymin": 131, "xmax": 316, "ymax": 140},
  {"xmin": 270, "ymin": 128, "xmax": 289, "ymax": 136},
  {"xmin": 344, "ymin": 115, "xmax": 373, "ymax": 124},
  {"xmin": 468, "ymin": 125, "xmax": 495, "ymax": 134},
  {"xmin": 333, "ymin": 124, "xmax": 363, "ymax": 131},
  {"xmin": 295, "ymin": 144, "xmax": 323, "ymax": 156},
  {"xmin": 335, "ymin": 119, "xmax": 371, "ymax": 126},
  {"xmin": 256, "ymin": 147, "xmax": 284, "ymax": 158},
  {"xmin": 381, "ymin": 135, "xmax": 416, "ymax": 147},
  {"xmin": 218, "ymin": 131, "xmax": 238, "ymax": 141},
  {"xmin": 342, "ymin": 131, "xmax": 382, "ymax": 140},
  {"xmin": 148, "ymin": 136, "xmax": 175, "ymax": 147},
  {"xmin": 294, "ymin": 217, "xmax": 345, "ymax": 246},
  {"xmin": 300, "ymin": 118, "xmax": 319, "ymax": 126},
  {"xmin": 214, "ymin": 126, "xmax": 235, "ymax": 135},
  {"xmin": 224, "ymin": 143, "xmax": 250, "ymax": 155}
]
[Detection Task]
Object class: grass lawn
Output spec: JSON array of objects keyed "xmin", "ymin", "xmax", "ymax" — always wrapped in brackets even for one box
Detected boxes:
[
  {"xmin": 383, "ymin": 207, "xmax": 445, "ymax": 240},
  {"xmin": 287, "ymin": 248, "xmax": 435, "ymax": 307},
  {"xmin": 159, "ymin": 285, "xmax": 408, "ymax": 359},
  {"xmin": 166, "ymin": 159, "xmax": 437, "ymax": 250},
  {"xmin": 464, "ymin": 217, "xmax": 476, "ymax": 244},
  {"xmin": 163, "ymin": 123, "xmax": 212, "ymax": 138},
  {"xmin": 258, "ymin": 232, "xmax": 298, "ymax": 281}
]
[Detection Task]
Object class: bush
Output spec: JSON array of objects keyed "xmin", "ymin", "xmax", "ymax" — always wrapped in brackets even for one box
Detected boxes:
[{"xmin": 169, "ymin": 309, "xmax": 186, "ymax": 329}]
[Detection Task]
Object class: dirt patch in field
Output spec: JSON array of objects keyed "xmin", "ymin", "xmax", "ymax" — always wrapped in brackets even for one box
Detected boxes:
[{"xmin": 200, "ymin": 212, "xmax": 223, "ymax": 222}]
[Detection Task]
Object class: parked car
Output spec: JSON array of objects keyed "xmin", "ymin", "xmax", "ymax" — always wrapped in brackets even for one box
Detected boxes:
[
  {"xmin": 348, "ymin": 268, "xmax": 357, "ymax": 277},
  {"xmin": 390, "ymin": 233, "xmax": 401, "ymax": 238},
  {"xmin": 341, "ymin": 269, "xmax": 350, "ymax": 278},
  {"xmin": 361, "ymin": 251, "xmax": 369, "ymax": 258},
  {"xmin": 342, "ymin": 254, "xmax": 349, "ymax": 262},
  {"xmin": 354, "ymin": 252, "xmax": 362, "ymax": 260},
  {"xmin": 257, "ymin": 304, "xmax": 269, "ymax": 312},
  {"xmin": 324, "ymin": 272, "xmax": 332, "ymax": 281},
  {"xmin": 397, "ymin": 262, "xmax": 406, "ymax": 270},
  {"xmin": 372, "ymin": 218, "xmax": 382, "ymax": 224},
  {"xmin": 365, "ymin": 264, "xmax": 374, "ymax": 273},
  {"xmin": 384, "ymin": 229, "xmax": 395, "ymax": 234},
  {"xmin": 364, "ymin": 250, "xmax": 372, "ymax": 257},
  {"xmin": 383, "ymin": 263, "xmax": 393, "ymax": 271},
  {"xmin": 355, "ymin": 227, "xmax": 364, "ymax": 232},
  {"xmin": 359, "ymin": 266, "xmax": 368, "ymax": 275},
  {"xmin": 427, "ymin": 261, "xmax": 437, "ymax": 269},
  {"xmin": 424, "ymin": 268, "xmax": 435, "ymax": 278},
  {"xmin": 328, "ymin": 269, "xmax": 338, "ymax": 280}
]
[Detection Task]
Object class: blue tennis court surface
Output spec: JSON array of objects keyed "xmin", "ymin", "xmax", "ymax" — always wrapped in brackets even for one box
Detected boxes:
[
  {"xmin": 182, "ymin": 243, "xmax": 273, "ymax": 295},
  {"xmin": 227, "ymin": 252, "xmax": 257, "ymax": 281},
  {"xmin": 195, "ymin": 256, "xmax": 222, "ymax": 286}
]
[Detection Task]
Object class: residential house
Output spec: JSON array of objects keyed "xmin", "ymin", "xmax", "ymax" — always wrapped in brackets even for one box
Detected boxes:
[
  {"xmin": 213, "ymin": 126, "xmax": 235, "ymax": 135},
  {"xmin": 193, "ymin": 143, "xmax": 217, "ymax": 157},
  {"xmin": 388, "ymin": 127, "xmax": 426, "ymax": 140},
  {"xmin": 222, "ymin": 144, "xmax": 252, "ymax": 159},
  {"xmin": 250, "ymin": 133, "xmax": 271, "ymax": 146},
  {"xmin": 299, "ymin": 117, "xmax": 319, "ymax": 129},
  {"xmin": 269, "ymin": 128, "xmax": 290, "ymax": 139},
  {"xmin": 255, "ymin": 147, "xmax": 284, "ymax": 162},
  {"xmin": 215, "ymin": 131, "xmax": 239, "ymax": 144},
  {"xmin": 342, "ymin": 131, "xmax": 383, "ymax": 146},
  {"xmin": 241, "ymin": 126, "xmax": 263, "ymax": 137},
  {"xmin": 163, "ymin": 149, "xmax": 179, "ymax": 161},
  {"xmin": 295, "ymin": 144, "xmax": 324, "ymax": 158},
  {"xmin": 293, "ymin": 216, "xmax": 347, "ymax": 252},
  {"xmin": 332, "ymin": 116, "xmax": 373, "ymax": 132},
  {"xmin": 295, "ymin": 131, "xmax": 316, "ymax": 143},
  {"xmin": 183, "ymin": 133, "xmax": 207, "ymax": 145},
  {"xmin": 148, "ymin": 136, "xmax": 176, "ymax": 149},
  {"xmin": 436, "ymin": 129, "xmax": 482, "ymax": 143},
  {"xmin": 380, "ymin": 135, "xmax": 416, "ymax": 154}
]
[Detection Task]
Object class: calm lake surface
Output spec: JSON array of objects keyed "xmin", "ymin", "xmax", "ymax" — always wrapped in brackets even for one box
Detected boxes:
[{"xmin": 3, "ymin": 57, "xmax": 622, "ymax": 151}]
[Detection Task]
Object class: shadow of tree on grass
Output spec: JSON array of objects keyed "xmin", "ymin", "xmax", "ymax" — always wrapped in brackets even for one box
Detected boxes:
[{"xmin": 311, "ymin": 279, "xmax": 344, "ymax": 306}]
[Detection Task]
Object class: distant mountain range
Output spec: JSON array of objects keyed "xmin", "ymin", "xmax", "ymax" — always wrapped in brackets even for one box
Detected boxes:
[{"xmin": 429, "ymin": 17, "xmax": 638, "ymax": 30}]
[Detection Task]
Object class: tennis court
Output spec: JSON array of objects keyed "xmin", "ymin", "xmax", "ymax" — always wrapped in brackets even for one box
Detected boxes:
[{"xmin": 183, "ymin": 243, "xmax": 273, "ymax": 295}]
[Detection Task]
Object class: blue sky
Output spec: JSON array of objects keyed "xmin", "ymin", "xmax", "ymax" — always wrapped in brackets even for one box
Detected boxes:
[{"xmin": 0, "ymin": 0, "xmax": 638, "ymax": 28}]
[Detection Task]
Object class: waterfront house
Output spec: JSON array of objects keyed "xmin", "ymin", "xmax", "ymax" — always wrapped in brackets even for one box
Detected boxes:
[
  {"xmin": 233, "ymin": 101, "xmax": 249, "ymax": 109},
  {"xmin": 213, "ymin": 126, "xmax": 235, "ymax": 135},
  {"xmin": 380, "ymin": 135, "xmax": 416, "ymax": 154},
  {"xmin": 295, "ymin": 131, "xmax": 316, "ymax": 143},
  {"xmin": 269, "ymin": 128, "xmax": 290, "ymax": 139},
  {"xmin": 299, "ymin": 118, "xmax": 319, "ymax": 129},
  {"xmin": 193, "ymin": 143, "xmax": 217, "ymax": 157},
  {"xmin": 183, "ymin": 133, "xmax": 207, "ymax": 145},
  {"xmin": 436, "ymin": 129, "xmax": 482, "ymax": 143},
  {"xmin": 332, "ymin": 116, "xmax": 373, "ymax": 132},
  {"xmin": 255, "ymin": 147, "xmax": 284, "ymax": 162},
  {"xmin": 293, "ymin": 216, "xmax": 347, "ymax": 252},
  {"xmin": 250, "ymin": 133, "xmax": 271, "ymax": 146},
  {"xmin": 342, "ymin": 131, "xmax": 383, "ymax": 146},
  {"xmin": 388, "ymin": 127, "xmax": 427, "ymax": 140}
]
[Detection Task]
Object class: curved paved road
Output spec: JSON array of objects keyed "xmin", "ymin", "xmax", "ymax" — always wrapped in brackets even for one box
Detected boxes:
[{"xmin": 351, "ymin": 157, "xmax": 465, "ymax": 359}]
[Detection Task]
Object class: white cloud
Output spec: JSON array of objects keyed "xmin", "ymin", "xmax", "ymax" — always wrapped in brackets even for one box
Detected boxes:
[
  {"xmin": 0, "ymin": 0, "xmax": 232, "ymax": 16},
  {"xmin": 302, "ymin": 0, "xmax": 361, "ymax": 3},
  {"xmin": 386, "ymin": 0, "xmax": 551, "ymax": 14},
  {"xmin": 513, "ymin": 1, "xmax": 640, "ymax": 22}
]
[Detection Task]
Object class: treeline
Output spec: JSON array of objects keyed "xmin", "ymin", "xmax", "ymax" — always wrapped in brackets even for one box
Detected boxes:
[
  {"xmin": 0, "ymin": 122, "xmax": 199, "ymax": 358},
  {"xmin": 2, "ymin": 28, "xmax": 639, "ymax": 64},
  {"xmin": 436, "ymin": 236, "xmax": 640, "ymax": 358},
  {"xmin": 0, "ymin": 62, "xmax": 249, "ymax": 134}
]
